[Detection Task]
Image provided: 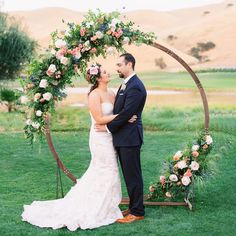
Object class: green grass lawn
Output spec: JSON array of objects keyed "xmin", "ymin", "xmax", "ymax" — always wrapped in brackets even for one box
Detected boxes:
[{"xmin": 0, "ymin": 107, "xmax": 236, "ymax": 235}]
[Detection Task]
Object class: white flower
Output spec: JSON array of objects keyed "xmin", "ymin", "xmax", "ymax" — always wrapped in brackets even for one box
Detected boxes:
[
  {"xmin": 177, "ymin": 160, "xmax": 187, "ymax": 169},
  {"xmin": 173, "ymin": 150, "xmax": 183, "ymax": 161},
  {"xmin": 55, "ymin": 39, "xmax": 67, "ymax": 48},
  {"xmin": 181, "ymin": 176, "xmax": 191, "ymax": 186},
  {"xmin": 169, "ymin": 174, "xmax": 178, "ymax": 182},
  {"xmin": 34, "ymin": 93, "xmax": 41, "ymax": 101},
  {"xmin": 36, "ymin": 110, "xmax": 43, "ymax": 117},
  {"xmin": 50, "ymin": 49, "xmax": 56, "ymax": 55},
  {"xmin": 74, "ymin": 52, "xmax": 81, "ymax": 59},
  {"xmin": 39, "ymin": 79, "xmax": 48, "ymax": 88},
  {"xmin": 106, "ymin": 47, "xmax": 115, "ymax": 55},
  {"xmin": 205, "ymin": 135, "xmax": 213, "ymax": 145},
  {"xmin": 20, "ymin": 95, "xmax": 28, "ymax": 104},
  {"xmin": 86, "ymin": 21, "xmax": 94, "ymax": 28},
  {"xmin": 192, "ymin": 144, "xmax": 200, "ymax": 151},
  {"xmin": 65, "ymin": 30, "xmax": 71, "ymax": 37},
  {"xmin": 32, "ymin": 122, "xmax": 40, "ymax": 129},
  {"xmin": 175, "ymin": 150, "xmax": 183, "ymax": 158},
  {"xmin": 111, "ymin": 18, "xmax": 120, "ymax": 27},
  {"xmin": 83, "ymin": 40, "xmax": 91, "ymax": 51},
  {"xmin": 165, "ymin": 192, "xmax": 172, "ymax": 198},
  {"xmin": 48, "ymin": 64, "xmax": 56, "ymax": 73},
  {"xmin": 190, "ymin": 161, "xmax": 200, "ymax": 171},
  {"xmin": 43, "ymin": 92, "xmax": 52, "ymax": 101},
  {"xmin": 95, "ymin": 31, "xmax": 104, "ymax": 39},
  {"xmin": 60, "ymin": 56, "xmax": 69, "ymax": 65},
  {"xmin": 26, "ymin": 119, "xmax": 32, "ymax": 125},
  {"xmin": 122, "ymin": 37, "xmax": 130, "ymax": 45}
]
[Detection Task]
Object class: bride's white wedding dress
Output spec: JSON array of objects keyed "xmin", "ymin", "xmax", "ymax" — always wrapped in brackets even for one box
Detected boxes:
[{"xmin": 21, "ymin": 102, "xmax": 123, "ymax": 231}]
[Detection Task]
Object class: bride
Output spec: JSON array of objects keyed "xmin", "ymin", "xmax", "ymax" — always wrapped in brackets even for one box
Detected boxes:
[{"xmin": 21, "ymin": 63, "xmax": 136, "ymax": 231}]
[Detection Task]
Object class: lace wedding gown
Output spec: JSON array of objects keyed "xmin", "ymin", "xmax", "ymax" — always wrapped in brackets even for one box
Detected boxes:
[{"xmin": 21, "ymin": 103, "xmax": 123, "ymax": 231}]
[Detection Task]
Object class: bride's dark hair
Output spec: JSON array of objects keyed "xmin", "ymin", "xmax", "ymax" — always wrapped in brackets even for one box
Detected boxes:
[{"xmin": 86, "ymin": 63, "xmax": 102, "ymax": 95}]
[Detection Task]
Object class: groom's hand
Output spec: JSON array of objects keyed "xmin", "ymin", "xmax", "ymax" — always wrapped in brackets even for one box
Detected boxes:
[{"xmin": 95, "ymin": 124, "xmax": 107, "ymax": 132}]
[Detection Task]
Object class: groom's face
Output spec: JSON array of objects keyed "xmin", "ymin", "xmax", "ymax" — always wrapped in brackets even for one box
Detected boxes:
[{"xmin": 116, "ymin": 56, "xmax": 129, "ymax": 78}]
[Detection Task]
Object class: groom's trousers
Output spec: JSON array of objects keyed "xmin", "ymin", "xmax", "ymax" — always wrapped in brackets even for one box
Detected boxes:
[{"xmin": 117, "ymin": 146, "xmax": 145, "ymax": 216}]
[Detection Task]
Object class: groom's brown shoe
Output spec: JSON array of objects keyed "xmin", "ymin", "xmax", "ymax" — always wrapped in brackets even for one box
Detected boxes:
[
  {"xmin": 116, "ymin": 214, "xmax": 144, "ymax": 224},
  {"xmin": 122, "ymin": 209, "xmax": 130, "ymax": 217}
]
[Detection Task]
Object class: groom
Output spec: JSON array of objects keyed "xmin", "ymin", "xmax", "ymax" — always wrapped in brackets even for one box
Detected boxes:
[{"xmin": 96, "ymin": 53, "xmax": 146, "ymax": 223}]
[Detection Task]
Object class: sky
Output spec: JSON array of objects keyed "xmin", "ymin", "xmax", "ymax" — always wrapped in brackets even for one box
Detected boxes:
[{"xmin": 1, "ymin": 0, "xmax": 224, "ymax": 12}]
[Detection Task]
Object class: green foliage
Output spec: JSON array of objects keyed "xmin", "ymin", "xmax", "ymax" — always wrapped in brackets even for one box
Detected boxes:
[
  {"xmin": 0, "ymin": 87, "xmax": 21, "ymax": 112},
  {"xmin": 189, "ymin": 41, "xmax": 216, "ymax": 62},
  {"xmin": 0, "ymin": 12, "xmax": 37, "ymax": 81},
  {"xmin": 22, "ymin": 9, "xmax": 156, "ymax": 143}
]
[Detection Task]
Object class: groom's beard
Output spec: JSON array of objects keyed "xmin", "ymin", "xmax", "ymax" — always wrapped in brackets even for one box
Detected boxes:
[{"xmin": 118, "ymin": 72, "xmax": 125, "ymax": 78}]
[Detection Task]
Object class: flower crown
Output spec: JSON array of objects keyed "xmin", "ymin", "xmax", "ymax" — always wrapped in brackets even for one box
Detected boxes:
[{"xmin": 88, "ymin": 63, "xmax": 100, "ymax": 84}]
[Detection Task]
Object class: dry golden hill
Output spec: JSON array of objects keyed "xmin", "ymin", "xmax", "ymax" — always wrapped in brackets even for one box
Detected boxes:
[{"xmin": 8, "ymin": 0, "xmax": 236, "ymax": 71}]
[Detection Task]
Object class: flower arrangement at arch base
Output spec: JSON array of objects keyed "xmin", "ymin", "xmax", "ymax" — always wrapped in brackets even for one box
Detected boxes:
[{"xmin": 148, "ymin": 132, "xmax": 213, "ymax": 209}]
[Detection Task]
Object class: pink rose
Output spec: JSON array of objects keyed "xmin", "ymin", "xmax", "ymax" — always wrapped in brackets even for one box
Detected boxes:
[
  {"xmin": 149, "ymin": 185, "xmax": 155, "ymax": 192},
  {"xmin": 80, "ymin": 28, "xmax": 86, "ymax": 36},
  {"xmin": 90, "ymin": 48, "xmax": 97, "ymax": 54},
  {"xmin": 89, "ymin": 67, "xmax": 99, "ymax": 75},
  {"xmin": 160, "ymin": 175, "xmax": 166, "ymax": 185}
]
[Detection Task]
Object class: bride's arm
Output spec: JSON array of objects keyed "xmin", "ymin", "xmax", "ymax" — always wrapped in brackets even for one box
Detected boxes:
[{"xmin": 88, "ymin": 91, "xmax": 118, "ymax": 125}]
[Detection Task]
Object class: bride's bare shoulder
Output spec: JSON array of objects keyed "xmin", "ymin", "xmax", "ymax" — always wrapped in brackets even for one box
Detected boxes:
[{"xmin": 88, "ymin": 89, "xmax": 100, "ymax": 102}]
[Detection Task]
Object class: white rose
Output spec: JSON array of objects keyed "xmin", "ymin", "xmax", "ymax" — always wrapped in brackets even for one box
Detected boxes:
[
  {"xmin": 60, "ymin": 56, "xmax": 69, "ymax": 65},
  {"xmin": 43, "ymin": 92, "xmax": 52, "ymax": 101},
  {"xmin": 205, "ymin": 135, "xmax": 213, "ymax": 145},
  {"xmin": 177, "ymin": 160, "xmax": 187, "ymax": 169},
  {"xmin": 32, "ymin": 122, "xmax": 40, "ymax": 129},
  {"xmin": 190, "ymin": 161, "xmax": 200, "ymax": 171},
  {"xmin": 50, "ymin": 49, "xmax": 56, "ymax": 55},
  {"xmin": 192, "ymin": 144, "xmax": 200, "ymax": 151},
  {"xmin": 106, "ymin": 47, "xmax": 115, "ymax": 55},
  {"xmin": 169, "ymin": 174, "xmax": 178, "ymax": 182},
  {"xmin": 74, "ymin": 52, "xmax": 81, "ymax": 59},
  {"xmin": 48, "ymin": 64, "xmax": 56, "ymax": 73},
  {"xmin": 122, "ymin": 37, "xmax": 130, "ymax": 45},
  {"xmin": 181, "ymin": 176, "xmax": 191, "ymax": 186},
  {"xmin": 20, "ymin": 95, "xmax": 28, "ymax": 104},
  {"xmin": 55, "ymin": 39, "xmax": 67, "ymax": 48},
  {"xmin": 36, "ymin": 110, "xmax": 42, "ymax": 117},
  {"xmin": 111, "ymin": 18, "xmax": 120, "ymax": 26},
  {"xmin": 86, "ymin": 21, "xmax": 93, "ymax": 28},
  {"xmin": 174, "ymin": 151, "xmax": 183, "ymax": 158},
  {"xmin": 26, "ymin": 119, "xmax": 32, "ymax": 125},
  {"xmin": 34, "ymin": 93, "xmax": 41, "ymax": 101},
  {"xmin": 95, "ymin": 31, "xmax": 104, "ymax": 39},
  {"xmin": 39, "ymin": 79, "xmax": 48, "ymax": 88}
]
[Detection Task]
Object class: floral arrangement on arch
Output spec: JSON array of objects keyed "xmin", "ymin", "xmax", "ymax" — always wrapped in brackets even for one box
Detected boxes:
[
  {"xmin": 21, "ymin": 10, "xmax": 156, "ymax": 143},
  {"xmin": 148, "ymin": 132, "xmax": 213, "ymax": 202}
]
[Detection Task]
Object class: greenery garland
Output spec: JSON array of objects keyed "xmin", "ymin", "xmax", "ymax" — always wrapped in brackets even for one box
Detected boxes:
[{"xmin": 21, "ymin": 10, "xmax": 213, "ymax": 202}]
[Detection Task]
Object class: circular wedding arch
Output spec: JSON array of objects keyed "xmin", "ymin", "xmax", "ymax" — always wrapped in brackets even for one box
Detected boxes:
[
  {"xmin": 44, "ymin": 40, "xmax": 209, "ymax": 184},
  {"xmin": 24, "ymin": 11, "xmax": 211, "ymax": 204}
]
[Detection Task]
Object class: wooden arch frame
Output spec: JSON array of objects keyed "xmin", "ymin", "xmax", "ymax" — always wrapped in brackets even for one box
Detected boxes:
[{"xmin": 45, "ymin": 41, "xmax": 210, "ymax": 207}]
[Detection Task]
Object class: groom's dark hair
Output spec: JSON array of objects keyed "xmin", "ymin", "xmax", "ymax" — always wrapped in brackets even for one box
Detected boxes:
[{"xmin": 120, "ymin": 53, "xmax": 136, "ymax": 70}]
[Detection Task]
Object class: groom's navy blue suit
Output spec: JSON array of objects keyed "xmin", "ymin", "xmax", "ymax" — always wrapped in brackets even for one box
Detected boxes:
[{"xmin": 107, "ymin": 74, "xmax": 146, "ymax": 216}]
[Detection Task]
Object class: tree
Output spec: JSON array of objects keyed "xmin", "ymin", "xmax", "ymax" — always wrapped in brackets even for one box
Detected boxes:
[{"xmin": 0, "ymin": 12, "xmax": 37, "ymax": 81}]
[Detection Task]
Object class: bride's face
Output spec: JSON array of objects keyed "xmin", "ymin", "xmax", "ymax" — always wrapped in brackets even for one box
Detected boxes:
[{"xmin": 98, "ymin": 66, "xmax": 111, "ymax": 83}]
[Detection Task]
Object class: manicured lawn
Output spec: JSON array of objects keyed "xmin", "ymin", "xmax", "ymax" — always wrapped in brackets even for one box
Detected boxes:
[{"xmin": 0, "ymin": 107, "xmax": 236, "ymax": 235}]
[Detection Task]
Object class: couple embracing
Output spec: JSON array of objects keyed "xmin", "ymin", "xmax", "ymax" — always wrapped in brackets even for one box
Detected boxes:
[{"xmin": 22, "ymin": 53, "xmax": 147, "ymax": 231}]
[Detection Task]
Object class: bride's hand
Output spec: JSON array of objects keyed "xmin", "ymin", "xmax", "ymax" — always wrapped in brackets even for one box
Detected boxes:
[{"xmin": 128, "ymin": 115, "xmax": 137, "ymax": 123}]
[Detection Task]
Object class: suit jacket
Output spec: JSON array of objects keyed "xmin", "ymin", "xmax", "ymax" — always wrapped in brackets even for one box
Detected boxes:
[{"xmin": 107, "ymin": 74, "xmax": 147, "ymax": 147}]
